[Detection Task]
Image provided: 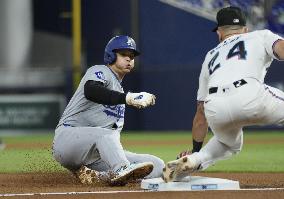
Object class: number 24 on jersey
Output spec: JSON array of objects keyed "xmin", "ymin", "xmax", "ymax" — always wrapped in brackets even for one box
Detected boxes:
[{"xmin": 208, "ymin": 41, "xmax": 247, "ymax": 75}]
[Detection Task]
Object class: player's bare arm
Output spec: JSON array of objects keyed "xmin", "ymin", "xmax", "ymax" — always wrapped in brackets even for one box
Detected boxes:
[
  {"xmin": 273, "ymin": 39, "xmax": 284, "ymax": 60},
  {"xmin": 191, "ymin": 101, "xmax": 208, "ymax": 152}
]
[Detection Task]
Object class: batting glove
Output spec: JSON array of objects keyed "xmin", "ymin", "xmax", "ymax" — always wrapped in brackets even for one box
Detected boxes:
[{"xmin": 126, "ymin": 92, "xmax": 156, "ymax": 109}]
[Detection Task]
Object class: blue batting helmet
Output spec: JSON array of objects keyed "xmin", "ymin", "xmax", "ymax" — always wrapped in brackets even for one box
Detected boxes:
[{"xmin": 104, "ymin": 35, "xmax": 140, "ymax": 65}]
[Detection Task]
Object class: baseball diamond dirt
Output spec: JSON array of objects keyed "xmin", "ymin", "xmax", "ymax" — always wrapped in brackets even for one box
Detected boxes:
[
  {"xmin": 0, "ymin": 172, "xmax": 284, "ymax": 198},
  {"xmin": 0, "ymin": 137, "xmax": 284, "ymax": 198}
]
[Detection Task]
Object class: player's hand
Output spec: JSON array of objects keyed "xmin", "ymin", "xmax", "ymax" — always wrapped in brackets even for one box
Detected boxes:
[
  {"xmin": 176, "ymin": 149, "xmax": 192, "ymax": 159},
  {"xmin": 126, "ymin": 92, "xmax": 156, "ymax": 109}
]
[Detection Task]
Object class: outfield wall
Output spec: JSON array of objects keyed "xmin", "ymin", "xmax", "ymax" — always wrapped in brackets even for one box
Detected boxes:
[{"xmin": 0, "ymin": 94, "xmax": 65, "ymax": 133}]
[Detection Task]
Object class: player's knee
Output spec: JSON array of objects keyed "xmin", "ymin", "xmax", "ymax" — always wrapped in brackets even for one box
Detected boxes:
[{"xmin": 231, "ymin": 140, "xmax": 243, "ymax": 154}]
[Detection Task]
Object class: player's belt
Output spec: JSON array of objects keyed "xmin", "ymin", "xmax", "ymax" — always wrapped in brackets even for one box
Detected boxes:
[
  {"xmin": 57, "ymin": 123, "xmax": 74, "ymax": 128},
  {"xmin": 209, "ymin": 79, "xmax": 247, "ymax": 94},
  {"xmin": 63, "ymin": 123, "xmax": 74, "ymax": 127}
]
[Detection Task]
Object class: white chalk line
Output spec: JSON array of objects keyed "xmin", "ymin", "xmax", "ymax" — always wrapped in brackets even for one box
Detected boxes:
[
  {"xmin": 1, "ymin": 188, "xmax": 284, "ymax": 197},
  {"xmin": 0, "ymin": 190, "xmax": 148, "ymax": 197}
]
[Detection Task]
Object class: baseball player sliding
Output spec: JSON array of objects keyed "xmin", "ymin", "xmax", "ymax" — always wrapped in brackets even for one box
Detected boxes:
[
  {"xmin": 52, "ymin": 35, "xmax": 164, "ymax": 186},
  {"xmin": 163, "ymin": 6, "xmax": 284, "ymax": 182}
]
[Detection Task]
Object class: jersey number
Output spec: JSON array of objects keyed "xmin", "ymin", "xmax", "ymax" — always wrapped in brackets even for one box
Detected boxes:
[
  {"xmin": 208, "ymin": 41, "xmax": 247, "ymax": 75},
  {"xmin": 208, "ymin": 52, "xmax": 220, "ymax": 75}
]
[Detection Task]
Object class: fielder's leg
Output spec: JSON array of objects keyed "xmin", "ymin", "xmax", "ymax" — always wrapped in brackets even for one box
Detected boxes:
[
  {"xmin": 258, "ymin": 85, "xmax": 284, "ymax": 125},
  {"xmin": 163, "ymin": 131, "xmax": 243, "ymax": 182}
]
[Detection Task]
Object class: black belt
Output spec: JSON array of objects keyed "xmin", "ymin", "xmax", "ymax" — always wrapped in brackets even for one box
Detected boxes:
[{"xmin": 209, "ymin": 79, "xmax": 247, "ymax": 94}]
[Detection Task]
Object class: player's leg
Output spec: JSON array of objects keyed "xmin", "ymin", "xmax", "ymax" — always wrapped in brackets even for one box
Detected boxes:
[
  {"xmin": 93, "ymin": 132, "xmax": 156, "ymax": 183},
  {"xmin": 95, "ymin": 130, "xmax": 130, "ymax": 171},
  {"xmin": 97, "ymin": 131, "xmax": 153, "ymax": 180},
  {"xmin": 53, "ymin": 126, "xmax": 153, "ymax": 185},
  {"xmin": 86, "ymin": 158, "xmax": 110, "ymax": 171},
  {"xmin": 193, "ymin": 127, "xmax": 243, "ymax": 170},
  {"xmin": 163, "ymin": 93, "xmax": 244, "ymax": 182},
  {"xmin": 124, "ymin": 151, "xmax": 165, "ymax": 178},
  {"xmin": 165, "ymin": 81, "xmax": 267, "ymax": 182},
  {"xmin": 195, "ymin": 92, "xmax": 244, "ymax": 169},
  {"xmin": 53, "ymin": 126, "xmax": 129, "ymax": 171},
  {"xmin": 53, "ymin": 126, "xmax": 121, "ymax": 185},
  {"xmin": 257, "ymin": 85, "xmax": 284, "ymax": 125},
  {"xmin": 92, "ymin": 132, "xmax": 154, "ymax": 185},
  {"xmin": 94, "ymin": 131, "xmax": 155, "ymax": 185},
  {"xmin": 179, "ymin": 81, "xmax": 284, "ymax": 174},
  {"xmin": 236, "ymin": 80, "xmax": 284, "ymax": 126},
  {"xmin": 163, "ymin": 128, "xmax": 243, "ymax": 182}
]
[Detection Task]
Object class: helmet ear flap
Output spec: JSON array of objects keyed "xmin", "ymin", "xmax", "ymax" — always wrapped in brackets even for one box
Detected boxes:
[{"xmin": 104, "ymin": 51, "xmax": 116, "ymax": 65}]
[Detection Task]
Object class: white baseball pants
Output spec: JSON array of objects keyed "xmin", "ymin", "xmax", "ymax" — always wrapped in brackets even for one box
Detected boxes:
[
  {"xmin": 52, "ymin": 126, "xmax": 164, "ymax": 178},
  {"xmin": 191, "ymin": 77, "xmax": 284, "ymax": 170}
]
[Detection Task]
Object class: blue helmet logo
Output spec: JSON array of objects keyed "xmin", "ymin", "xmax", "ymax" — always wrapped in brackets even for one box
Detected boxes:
[{"xmin": 104, "ymin": 35, "xmax": 140, "ymax": 65}]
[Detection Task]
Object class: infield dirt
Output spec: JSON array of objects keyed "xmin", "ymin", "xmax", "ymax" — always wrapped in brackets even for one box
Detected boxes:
[
  {"xmin": 1, "ymin": 137, "xmax": 284, "ymax": 198},
  {"xmin": 0, "ymin": 172, "xmax": 283, "ymax": 198}
]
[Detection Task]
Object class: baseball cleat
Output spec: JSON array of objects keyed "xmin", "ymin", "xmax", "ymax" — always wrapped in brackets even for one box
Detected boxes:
[
  {"xmin": 110, "ymin": 162, "xmax": 153, "ymax": 186},
  {"xmin": 75, "ymin": 166, "xmax": 102, "ymax": 185},
  {"xmin": 162, "ymin": 155, "xmax": 196, "ymax": 183}
]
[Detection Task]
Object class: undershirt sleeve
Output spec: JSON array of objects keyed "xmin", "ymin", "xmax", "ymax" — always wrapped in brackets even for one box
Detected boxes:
[{"xmin": 84, "ymin": 80, "xmax": 126, "ymax": 105}]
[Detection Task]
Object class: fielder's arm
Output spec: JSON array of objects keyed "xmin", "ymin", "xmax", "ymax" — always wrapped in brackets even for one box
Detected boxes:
[
  {"xmin": 191, "ymin": 101, "xmax": 208, "ymax": 152},
  {"xmin": 274, "ymin": 39, "xmax": 284, "ymax": 60}
]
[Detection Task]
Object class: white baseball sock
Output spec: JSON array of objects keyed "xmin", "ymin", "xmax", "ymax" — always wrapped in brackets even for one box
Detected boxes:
[{"xmin": 190, "ymin": 136, "xmax": 236, "ymax": 170}]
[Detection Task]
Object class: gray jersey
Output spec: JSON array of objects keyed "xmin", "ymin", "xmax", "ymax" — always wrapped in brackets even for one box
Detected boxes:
[{"xmin": 57, "ymin": 65, "xmax": 125, "ymax": 131}]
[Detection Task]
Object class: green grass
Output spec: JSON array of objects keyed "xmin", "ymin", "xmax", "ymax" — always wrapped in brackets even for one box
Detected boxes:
[{"xmin": 0, "ymin": 131, "xmax": 283, "ymax": 173}]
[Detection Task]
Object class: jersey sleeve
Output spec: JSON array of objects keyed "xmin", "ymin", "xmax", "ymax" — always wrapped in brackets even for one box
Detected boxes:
[
  {"xmin": 197, "ymin": 58, "xmax": 209, "ymax": 101},
  {"xmin": 262, "ymin": 29, "xmax": 284, "ymax": 61},
  {"xmin": 86, "ymin": 66, "xmax": 111, "ymax": 86}
]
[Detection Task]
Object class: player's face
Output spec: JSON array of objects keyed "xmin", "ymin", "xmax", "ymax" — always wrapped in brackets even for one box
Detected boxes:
[{"xmin": 111, "ymin": 49, "xmax": 135, "ymax": 78}]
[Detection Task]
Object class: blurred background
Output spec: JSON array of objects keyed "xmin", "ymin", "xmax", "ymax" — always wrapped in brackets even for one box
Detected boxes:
[{"xmin": 0, "ymin": 0, "xmax": 283, "ymax": 133}]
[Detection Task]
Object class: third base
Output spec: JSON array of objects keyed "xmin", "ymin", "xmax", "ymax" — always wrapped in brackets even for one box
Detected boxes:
[{"xmin": 141, "ymin": 176, "xmax": 240, "ymax": 191}]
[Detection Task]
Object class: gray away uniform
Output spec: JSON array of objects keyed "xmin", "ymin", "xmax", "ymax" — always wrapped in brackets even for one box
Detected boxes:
[{"xmin": 52, "ymin": 65, "xmax": 164, "ymax": 178}]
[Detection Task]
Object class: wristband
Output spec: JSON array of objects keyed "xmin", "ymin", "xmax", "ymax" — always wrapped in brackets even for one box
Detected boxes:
[{"xmin": 192, "ymin": 139, "xmax": 203, "ymax": 153}]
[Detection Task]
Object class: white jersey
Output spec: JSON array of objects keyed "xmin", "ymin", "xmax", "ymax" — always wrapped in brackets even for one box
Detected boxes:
[
  {"xmin": 197, "ymin": 29, "xmax": 283, "ymax": 101},
  {"xmin": 188, "ymin": 29, "xmax": 284, "ymax": 174},
  {"xmin": 57, "ymin": 65, "xmax": 125, "ymax": 131}
]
